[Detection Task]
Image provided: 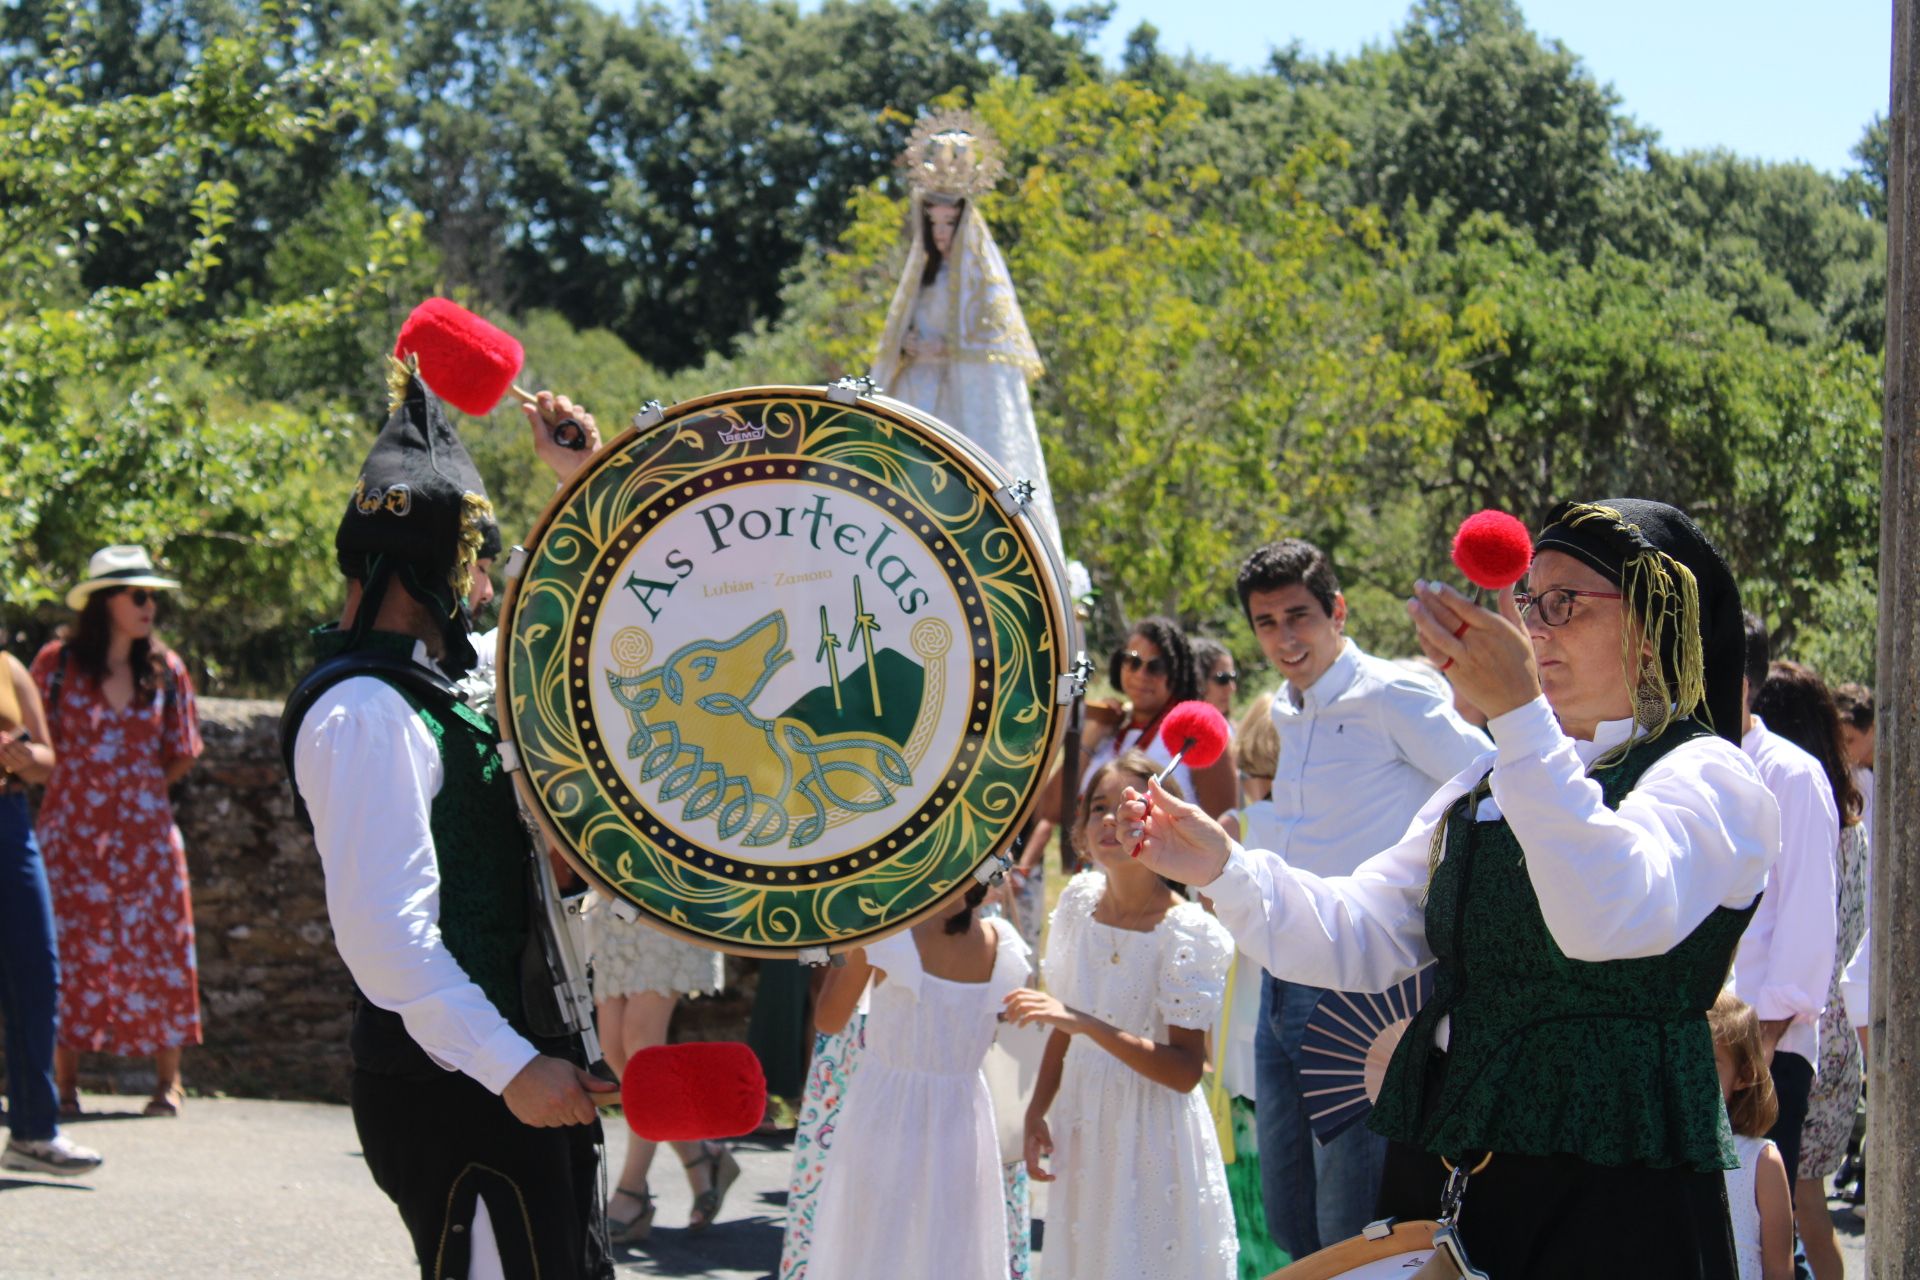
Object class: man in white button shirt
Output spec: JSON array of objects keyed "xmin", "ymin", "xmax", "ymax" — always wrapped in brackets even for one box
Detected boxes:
[
  {"xmin": 1234, "ymin": 540, "xmax": 1490, "ymax": 1259},
  {"xmin": 1732, "ymin": 612, "xmax": 1838, "ymax": 1196}
]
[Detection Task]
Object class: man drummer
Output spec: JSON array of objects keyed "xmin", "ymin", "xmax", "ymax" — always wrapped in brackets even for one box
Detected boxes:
[{"xmin": 286, "ymin": 360, "xmax": 614, "ymax": 1280}]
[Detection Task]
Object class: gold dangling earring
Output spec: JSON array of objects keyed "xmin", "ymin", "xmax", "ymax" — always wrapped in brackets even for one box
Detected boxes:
[{"xmin": 1634, "ymin": 661, "xmax": 1669, "ymax": 731}]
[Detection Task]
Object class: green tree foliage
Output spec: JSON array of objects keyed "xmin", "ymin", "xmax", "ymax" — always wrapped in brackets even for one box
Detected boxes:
[
  {"xmin": 785, "ymin": 79, "xmax": 1495, "ymax": 653},
  {"xmin": 0, "ymin": 0, "xmax": 1887, "ymax": 689},
  {"xmin": 0, "ymin": 4, "xmax": 424, "ymax": 689},
  {"xmin": 1413, "ymin": 217, "xmax": 1881, "ymax": 679}
]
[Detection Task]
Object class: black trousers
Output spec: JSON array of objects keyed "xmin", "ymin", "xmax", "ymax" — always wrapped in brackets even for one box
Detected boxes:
[
  {"xmin": 1765, "ymin": 1050, "xmax": 1815, "ymax": 1196},
  {"xmin": 1376, "ymin": 1139, "xmax": 1738, "ymax": 1279},
  {"xmin": 351, "ymin": 1064, "xmax": 610, "ymax": 1280}
]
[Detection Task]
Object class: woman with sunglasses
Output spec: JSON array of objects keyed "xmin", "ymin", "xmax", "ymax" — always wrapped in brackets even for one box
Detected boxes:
[
  {"xmin": 1086, "ymin": 618, "xmax": 1238, "ymax": 822},
  {"xmin": 31, "ymin": 546, "xmax": 203, "ymax": 1118},
  {"xmin": 1191, "ymin": 637, "xmax": 1239, "ymax": 724},
  {"xmin": 1118, "ymin": 501, "xmax": 1779, "ymax": 1278}
]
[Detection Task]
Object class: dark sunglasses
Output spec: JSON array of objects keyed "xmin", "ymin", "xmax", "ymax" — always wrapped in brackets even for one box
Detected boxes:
[
  {"xmin": 108, "ymin": 587, "xmax": 156, "ymax": 607},
  {"xmin": 1120, "ymin": 649, "xmax": 1169, "ymax": 678},
  {"xmin": 1210, "ymin": 669, "xmax": 1238, "ymax": 686}
]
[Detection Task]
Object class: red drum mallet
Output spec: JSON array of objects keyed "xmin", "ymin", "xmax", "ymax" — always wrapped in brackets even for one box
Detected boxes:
[
  {"xmin": 1129, "ymin": 699, "xmax": 1232, "ymax": 857},
  {"xmin": 393, "ymin": 297, "xmax": 587, "ymax": 450}
]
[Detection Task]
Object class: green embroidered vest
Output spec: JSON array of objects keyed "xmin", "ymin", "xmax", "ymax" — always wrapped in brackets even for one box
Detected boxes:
[
  {"xmin": 1370, "ymin": 721, "xmax": 1756, "ymax": 1172},
  {"xmin": 308, "ymin": 631, "xmax": 532, "ymax": 1030}
]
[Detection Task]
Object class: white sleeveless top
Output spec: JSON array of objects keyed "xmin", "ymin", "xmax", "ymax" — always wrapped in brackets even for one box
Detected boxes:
[{"xmin": 1725, "ymin": 1133, "xmax": 1771, "ymax": 1280}]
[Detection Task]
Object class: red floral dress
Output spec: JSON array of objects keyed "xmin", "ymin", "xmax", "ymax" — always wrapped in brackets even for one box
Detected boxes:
[{"xmin": 31, "ymin": 642, "xmax": 204, "ymax": 1054}]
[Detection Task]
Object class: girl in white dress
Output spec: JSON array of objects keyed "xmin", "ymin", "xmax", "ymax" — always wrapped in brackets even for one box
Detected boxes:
[
  {"xmin": 806, "ymin": 881, "xmax": 1032, "ymax": 1280},
  {"xmin": 1007, "ymin": 751, "xmax": 1237, "ymax": 1279},
  {"xmin": 1710, "ymin": 992, "xmax": 1794, "ymax": 1280}
]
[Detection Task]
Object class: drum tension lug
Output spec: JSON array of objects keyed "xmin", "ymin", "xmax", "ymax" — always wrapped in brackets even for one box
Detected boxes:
[
  {"xmin": 797, "ymin": 946, "xmax": 834, "ymax": 967},
  {"xmin": 631, "ymin": 400, "xmax": 666, "ymax": 430},
  {"xmin": 972, "ymin": 852, "xmax": 1012, "ymax": 886},
  {"xmin": 826, "ymin": 375, "xmax": 876, "ymax": 405},
  {"xmin": 609, "ymin": 897, "xmax": 641, "ymax": 924},
  {"xmin": 503, "ymin": 545, "xmax": 528, "ymax": 582},
  {"xmin": 496, "ymin": 740, "xmax": 522, "ymax": 773},
  {"xmin": 1361, "ymin": 1218, "xmax": 1398, "ymax": 1241},
  {"xmin": 993, "ymin": 479, "xmax": 1035, "ymax": 517},
  {"xmin": 1056, "ymin": 653, "xmax": 1092, "ymax": 704}
]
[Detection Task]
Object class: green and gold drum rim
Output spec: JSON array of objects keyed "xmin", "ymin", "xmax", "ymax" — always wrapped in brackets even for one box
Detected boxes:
[{"xmin": 498, "ymin": 386, "xmax": 1073, "ymax": 956}]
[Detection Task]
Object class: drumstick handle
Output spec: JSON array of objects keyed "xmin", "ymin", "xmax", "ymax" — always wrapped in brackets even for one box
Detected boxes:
[
  {"xmin": 510, "ymin": 383, "xmax": 589, "ymax": 451},
  {"xmin": 1128, "ymin": 748, "xmax": 1188, "ymax": 859}
]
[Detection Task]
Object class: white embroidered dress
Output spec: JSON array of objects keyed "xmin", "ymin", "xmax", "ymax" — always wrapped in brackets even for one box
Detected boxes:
[
  {"xmin": 807, "ymin": 916, "xmax": 1031, "ymax": 1280},
  {"xmin": 1042, "ymin": 872, "xmax": 1237, "ymax": 1279}
]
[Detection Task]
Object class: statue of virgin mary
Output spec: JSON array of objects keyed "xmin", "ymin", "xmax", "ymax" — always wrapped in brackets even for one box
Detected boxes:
[{"xmin": 870, "ymin": 112, "xmax": 1063, "ymax": 558}]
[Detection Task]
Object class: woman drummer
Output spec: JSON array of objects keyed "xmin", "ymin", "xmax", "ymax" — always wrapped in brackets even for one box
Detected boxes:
[{"xmin": 1118, "ymin": 499, "xmax": 1778, "ymax": 1278}]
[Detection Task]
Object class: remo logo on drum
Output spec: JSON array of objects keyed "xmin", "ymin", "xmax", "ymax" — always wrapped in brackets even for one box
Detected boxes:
[{"xmin": 499, "ymin": 387, "xmax": 1072, "ymax": 956}]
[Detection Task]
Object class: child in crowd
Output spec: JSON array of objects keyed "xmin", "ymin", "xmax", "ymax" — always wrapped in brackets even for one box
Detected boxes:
[
  {"xmin": 1009, "ymin": 751, "xmax": 1237, "ymax": 1279},
  {"xmin": 804, "ymin": 881, "xmax": 1030, "ymax": 1280},
  {"xmin": 1710, "ymin": 991, "xmax": 1793, "ymax": 1280}
]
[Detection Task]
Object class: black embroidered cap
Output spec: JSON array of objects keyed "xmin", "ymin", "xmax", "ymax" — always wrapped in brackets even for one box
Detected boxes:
[
  {"xmin": 333, "ymin": 359, "xmax": 495, "ymax": 675},
  {"xmin": 1533, "ymin": 498, "xmax": 1745, "ymax": 744}
]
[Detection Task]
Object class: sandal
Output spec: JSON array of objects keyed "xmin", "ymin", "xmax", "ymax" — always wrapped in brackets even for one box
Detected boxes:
[
  {"xmin": 607, "ymin": 1185, "xmax": 655, "ymax": 1245},
  {"xmin": 58, "ymin": 1096, "xmax": 82, "ymax": 1121},
  {"xmin": 683, "ymin": 1142, "xmax": 741, "ymax": 1233},
  {"xmin": 143, "ymin": 1087, "xmax": 184, "ymax": 1118}
]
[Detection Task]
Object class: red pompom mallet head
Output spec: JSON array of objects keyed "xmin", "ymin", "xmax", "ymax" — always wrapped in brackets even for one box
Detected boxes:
[
  {"xmin": 1128, "ymin": 699, "xmax": 1232, "ymax": 858},
  {"xmin": 1450, "ymin": 509, "xmax": 1534, "ymax": 591},
  {"xmin": 1158, "ymin": 700, "xmax": 1232, "ymax": 772},
  {"xmin": 621, "ymin": 1041, "xmax": 767, "ymax": 1143},
  {"xmin": 393, "ymin": 297, "xmax": 525, "ymax": 417}
]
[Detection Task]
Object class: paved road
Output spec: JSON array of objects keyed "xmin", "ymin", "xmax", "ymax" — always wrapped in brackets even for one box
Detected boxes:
[
  {"xmin": 0, "ymin": 1093, "xmax": 1861, "ymax": 1278},
  {"xmin": 2, "ymin": 1093, "xmax": 796, "ymax": 1280}
]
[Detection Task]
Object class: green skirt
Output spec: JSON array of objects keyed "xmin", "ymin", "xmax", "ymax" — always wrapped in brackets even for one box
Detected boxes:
[{"xmin": 1227, "ymin": 1097, "xmax": 1288, "ymax": 1279}]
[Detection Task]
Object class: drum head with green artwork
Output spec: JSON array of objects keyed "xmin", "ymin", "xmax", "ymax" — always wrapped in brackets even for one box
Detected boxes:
[{"xmin": 498, "ymin": 386, "xmax": 1071, "ymax": 956}]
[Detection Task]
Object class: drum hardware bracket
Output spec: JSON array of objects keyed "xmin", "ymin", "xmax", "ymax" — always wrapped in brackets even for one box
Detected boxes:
[
  {"xmin": 631, "ymin": 400, "xmax": 666, "ymax": 430},
  {"xmin": 826, "ymin": 375, "xmax": 876, "ymax": 404},
  {"xmin": 797, "ymin": 946, "xmax": 835, "ymax": 967},
  {"xmin": 993, "ymin": 478, "xmax": 1035, "ymax": 518},
  {"xmin": 608, "ymin": 896, "xmax": 641, "ymax": 924},
  {"xmin": 972, "ymin": 852, "xmax": 1013, "ymax": 886},
  {"xmin": 496, "ymin": 740, "xmax": 523, "ymax": 773},
  {"xmin": 1361, "ymin": 1219, "xmax": 1397, "ymax": 1241},
  {"xmin": 503, "ymin": 545, "xmax": 529, "ymax": 582},
  {"xmin": 1057, "ymin": 653, "xmax": 1093, "ymax": 704}
]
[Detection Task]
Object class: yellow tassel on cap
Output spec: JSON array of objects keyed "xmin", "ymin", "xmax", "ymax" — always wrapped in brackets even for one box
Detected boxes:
[
  {"xmin": 450, "ymin": 491, "xmax": 495, "ymax": 606},
  {"xmin": 386, "ymin": 352, "xmax": 420, "ymax": 413},
  {"xmin": 1560, "ymin": 503, "xmax": 1709, "ymax": 766}
]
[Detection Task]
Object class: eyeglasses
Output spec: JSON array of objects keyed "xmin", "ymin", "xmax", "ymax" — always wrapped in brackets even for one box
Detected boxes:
[
  {"xmin": 1210, "ymin": 669, "xmax": 1238, "ymax": 686},
  {"xmin": 1513, "ymin": 588, "xmax": 1624, "ymax": 627},
  {"xmin": 108, "ymin": 588, "xmax": 155, "ymax": 606},
  {"xmin": 1120, "ymin": 649, "xmax": 1169, "ymax": 678}
]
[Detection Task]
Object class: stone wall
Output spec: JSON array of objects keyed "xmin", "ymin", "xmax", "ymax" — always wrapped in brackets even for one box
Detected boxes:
[{"xmin": 66, "ymin": 697, "xmax": 755, "ymax": 1103}]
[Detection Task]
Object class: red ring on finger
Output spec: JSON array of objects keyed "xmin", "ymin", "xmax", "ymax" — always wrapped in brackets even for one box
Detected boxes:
[{"xmin": 1452, "ymin": 621, "xmax": 1470, "ymax": 638}]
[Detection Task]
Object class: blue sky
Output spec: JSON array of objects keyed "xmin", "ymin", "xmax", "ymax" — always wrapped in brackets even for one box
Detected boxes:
[{"xmin": 1084, "ymin": 0, "xmax": 1890, "ymax": 175}]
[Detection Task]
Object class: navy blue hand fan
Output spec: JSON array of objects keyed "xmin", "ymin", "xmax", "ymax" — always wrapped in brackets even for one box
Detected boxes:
[{"xmin": 1297, "ymin": 967, "xmax": 1434, "ymax": 1144}]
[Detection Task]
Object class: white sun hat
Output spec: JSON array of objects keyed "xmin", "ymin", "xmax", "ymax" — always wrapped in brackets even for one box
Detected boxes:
[{"xmin": 65, "ymin": 545, "xmax": 181, "ymax": 611}]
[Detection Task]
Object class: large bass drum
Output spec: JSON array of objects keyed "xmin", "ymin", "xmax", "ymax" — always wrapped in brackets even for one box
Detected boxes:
[{"xmin": 497, "ymin": 384, "xmax": 1078, "ymax": 957}]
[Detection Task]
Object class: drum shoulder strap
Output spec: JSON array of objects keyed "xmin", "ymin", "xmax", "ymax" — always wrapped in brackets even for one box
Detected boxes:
[{"xmin": 279, "ymin": 650, "xmax": 462, "ymax": 831}]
